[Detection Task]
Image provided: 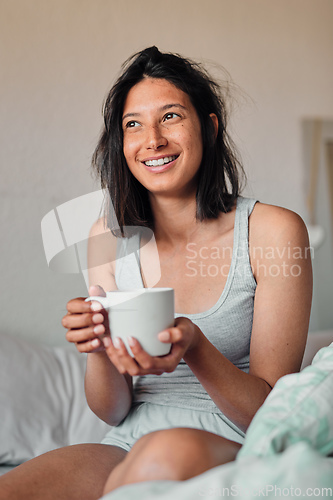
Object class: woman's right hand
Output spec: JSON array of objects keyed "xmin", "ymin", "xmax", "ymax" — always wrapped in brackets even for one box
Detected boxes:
[{"xmin": 62, "ymin": 285, "xmax": 110, "ymax": 354}]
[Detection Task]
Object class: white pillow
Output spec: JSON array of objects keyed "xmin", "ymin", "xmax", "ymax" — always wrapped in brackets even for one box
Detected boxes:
[
  {"xmin": 239, "ymin": 342, "xmax": 333, "ymax": 459},
  {"xmin": 0, "ymin": 334, "xmax": 110, "ymax": 465}
]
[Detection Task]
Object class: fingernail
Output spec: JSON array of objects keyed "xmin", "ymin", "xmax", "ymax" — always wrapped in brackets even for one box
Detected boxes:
[
  {"xmin": 127, "ymin": 336, "xmax": 136, "ymax": 347},
  {"xmin": 113, "ymin": 337, "xmax": 121, "ymax": 349},
  {"xmin": 103, "ymin": 337, "xmax": 111, "ymax": 348},
  {"xmin": 92, "ymin": 313, "xmax": 104, "ymax": 324},
  {"xmin": 158, "ymin": 330, "xmax": 170, "ymax": 342},
  {"xmin": 91, "ymin": 339, "xmax": 100, "ymax": 347},
  {"xmin": 93, "ymin": 324, "xmax": 105, "ymax": 335},
  {"xmin": 91, "ymin": 301, "xmax": 103, "ymax": 312}
]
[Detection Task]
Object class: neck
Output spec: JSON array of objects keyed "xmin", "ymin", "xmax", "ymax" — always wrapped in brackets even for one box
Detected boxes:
[{"xmin": 149, "ymin": 192, "xmax": 203, "ymax": 244}]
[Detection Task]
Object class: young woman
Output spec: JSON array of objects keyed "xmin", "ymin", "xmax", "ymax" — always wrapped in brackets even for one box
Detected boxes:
[{"xmin": 0, "ymin": 46, "xmax": 312, "ymax": 500}]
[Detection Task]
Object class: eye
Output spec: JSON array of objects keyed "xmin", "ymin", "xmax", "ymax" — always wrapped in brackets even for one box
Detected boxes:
[
  {"xmin": 163, "ymin": 112, "xmax": 179, "ymax": 121},
  {"xmin": 125, "ymin": 120, "xmax": 140, "ymax": 128}
]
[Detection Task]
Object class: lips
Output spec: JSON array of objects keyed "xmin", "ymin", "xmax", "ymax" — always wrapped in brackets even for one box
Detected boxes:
[{"xmin": 143, "ymin": 155, "xmax": 178, "ymax": 167}]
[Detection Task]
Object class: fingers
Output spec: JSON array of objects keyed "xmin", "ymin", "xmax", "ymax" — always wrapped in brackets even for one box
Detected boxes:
[
  {"xmin": 159, "ymin": 317, "xmax": 199, "ymax": 350},
  {"xmin": 75, "ymin": 337, "xmax": 105, "ymax": 354},
  {"xmin": 104, "ymin": 335, "xmax": 183, "ymax": 376},
  {"xmin": 63, "ymin": 301, "xmax": 195, "ymax": 372},
  {"xmin": 64, "ymin": 317, "xmax": 105, "ymax": 353},
  {"xmin": 103, "ymin": 337, "xmax": 160, "ymax": 376},
  {"xmin": 104, "ymin": 337, "xmax": 139, "ymax": 376},
  {"xmin": 126, "ymin": 337, "xmax": 164, "ymax": 373},
  {"xmin": 66, "ymin": 324, "xmax": 96, "ymax": 343},
  {"xmin": 158, "ymin": 327, "xmax": 183, "ymax": 344},
  {"xmin": 157, "ymin": 316, "xmax": 194, "ymax": 345},
  {"xmin": 105, "ymin": 318, "xmax": 192, "ymax": 376},
  {"xmin": 66, "ymin": 291, "xmax": 106, "ymax": 314},
  {"xmin": 62, "ymin": 296, "xmax": 108, "ymax": 333},
  {"xmin": 62, "ymin": 294, "xmax": 110, "ymax": 355},
  {"xmin": 62, "ymin": 311, "xmax": 95, "ymax": 329},
  {"xmin": 66, "ymin": 297, "xmax": 93, "ymax": 314}
]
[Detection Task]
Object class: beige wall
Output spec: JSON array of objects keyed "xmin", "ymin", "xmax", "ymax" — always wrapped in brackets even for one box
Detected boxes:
[{"xmin": 1, "ymin": 0, "xmax": 333, "ymax": 344}]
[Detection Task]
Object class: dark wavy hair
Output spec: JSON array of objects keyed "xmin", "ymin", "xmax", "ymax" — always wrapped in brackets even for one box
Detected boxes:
[{"xmin": 92, "ymin": 46, "xmax": 245, "ymax": 233}]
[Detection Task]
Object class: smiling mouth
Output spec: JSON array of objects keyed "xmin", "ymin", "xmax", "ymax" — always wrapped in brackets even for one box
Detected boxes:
[{"xmin": 143, "ymin": 155, "xmax": 178, "ymax": 167}]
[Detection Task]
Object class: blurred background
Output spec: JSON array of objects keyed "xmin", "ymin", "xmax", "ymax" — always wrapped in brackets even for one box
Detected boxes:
[{"xmin": 1, "ymin": 0, "xmax": 332, "ymax": 346}]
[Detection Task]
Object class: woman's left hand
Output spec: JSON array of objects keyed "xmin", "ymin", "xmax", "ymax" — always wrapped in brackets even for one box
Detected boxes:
[{"xmin": 103, "ymin": 317, "xmax": 202, "ymax": 376}]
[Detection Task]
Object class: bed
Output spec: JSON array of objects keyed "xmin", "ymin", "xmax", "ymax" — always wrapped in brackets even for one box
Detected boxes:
[
  {"xmin": 1, "ymin": 331, "xmax": 333, "ymax": 498},
  {"xmin": 0, "ymin": 334, "xmax": 110, "ymax": 476}
]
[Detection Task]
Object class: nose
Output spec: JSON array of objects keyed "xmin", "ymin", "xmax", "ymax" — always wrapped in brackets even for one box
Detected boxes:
[{"xmin": 145, "ymin": 125, "xmax": 167, "ymax": 150}]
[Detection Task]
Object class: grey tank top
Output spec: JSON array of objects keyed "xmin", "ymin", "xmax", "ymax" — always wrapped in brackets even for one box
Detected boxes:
[{"xmin": 115, "ymin": 196, "xmax": 258, "ymax": 414}]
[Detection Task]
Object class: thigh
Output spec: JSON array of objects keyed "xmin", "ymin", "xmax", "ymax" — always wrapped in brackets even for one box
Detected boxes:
[{"xmin": 0, "ymin": 443, "xmax": 127, "ymax": 500}]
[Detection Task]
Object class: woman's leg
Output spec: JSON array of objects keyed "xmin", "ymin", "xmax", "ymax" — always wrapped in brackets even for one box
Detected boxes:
[
  {"xmin": 0, "ymin": 443, "xmax": 127, "ymax": 500},
  {"xmin": 103, "ymin": 428, "xmax": 242, "ymax": 494}
]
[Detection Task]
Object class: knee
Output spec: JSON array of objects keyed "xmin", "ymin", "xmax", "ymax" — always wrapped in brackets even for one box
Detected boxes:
[
  {"xmin": 103, "ymin": 429, "xmax": 241, "ymax": 494},
  {"xmin": 131, "ymin": 428, "xmax": 198, "ymax": 481},
  {"xmin": 114, "ymin": 428, "xmax": 219, "ymax": 485}
]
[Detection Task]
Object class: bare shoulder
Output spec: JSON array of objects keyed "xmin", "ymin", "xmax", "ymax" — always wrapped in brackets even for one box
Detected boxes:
[
  {"xmin": 89, "ymin": 216, "xmax": 110, "ymax": 237},
  {"xmin": 249, "ymin": 202, "xmax": 310, "ymax": 248},
  {"xmin": 88, "ymin": 217, "xmax": 118, "ymax": 256},
  {"xmin": 248, "ymin": 202, "xmax": 312, "ymax": 285}
]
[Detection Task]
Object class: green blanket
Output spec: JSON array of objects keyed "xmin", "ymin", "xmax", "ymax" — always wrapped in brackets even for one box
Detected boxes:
[{"xmin": 102, "ymin": 343, "xmax": 333, "ymax": 499}]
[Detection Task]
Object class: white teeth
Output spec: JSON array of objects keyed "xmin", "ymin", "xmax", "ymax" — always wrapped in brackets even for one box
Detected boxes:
[{"xmin": 144, "ymin": 155, "xmax": 177, "ymax": 167}]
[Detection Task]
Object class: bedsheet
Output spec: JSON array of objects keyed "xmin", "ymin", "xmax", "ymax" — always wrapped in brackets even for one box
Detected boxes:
[
  {"xmin": 101, "ymin": 342, "xmax": 333, "ymax": 499},
  {"xmin": 103, "ymin": 443, "xmax": 333, "ymax": 499}
]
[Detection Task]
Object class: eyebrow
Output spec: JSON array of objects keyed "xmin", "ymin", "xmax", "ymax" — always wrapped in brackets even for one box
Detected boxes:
[{"xmin": 122, "ymin": 103, "xmax": 187, "ymax": 121}]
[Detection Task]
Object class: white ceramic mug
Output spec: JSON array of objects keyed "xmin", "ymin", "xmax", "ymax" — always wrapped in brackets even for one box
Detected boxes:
[{"xmin": 86, "ymin": 288, "xmax": 174, "ymax": 357}]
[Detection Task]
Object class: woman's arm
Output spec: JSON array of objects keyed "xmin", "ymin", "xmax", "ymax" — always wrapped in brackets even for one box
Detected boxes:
[
  {"xmin": 183, "ymin": 204, "xmax": 313, "ymax": 431},
  {"xmin": 63, "ymin": 218, "xmax": 133, "ymax": 426}
]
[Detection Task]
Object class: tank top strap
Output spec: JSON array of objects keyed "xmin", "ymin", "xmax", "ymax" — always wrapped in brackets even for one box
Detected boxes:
[
  {"xmin": 235, "ymin": 196, "xmax": 258, "ymax": 249},
  {"xmin": 233, "ymin": 196, "xmax": 258, "ymax": 291}
]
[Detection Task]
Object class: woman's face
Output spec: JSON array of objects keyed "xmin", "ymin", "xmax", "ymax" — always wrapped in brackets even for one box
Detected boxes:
[{"xmin": 122, "ymin": 78, "xmax": 204, "ymax": 198}]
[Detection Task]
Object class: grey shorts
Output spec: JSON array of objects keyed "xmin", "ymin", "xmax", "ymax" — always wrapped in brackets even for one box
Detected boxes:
[{"xmin": 101, "ymin": 402, "xmax": 245, "ymax": 452}]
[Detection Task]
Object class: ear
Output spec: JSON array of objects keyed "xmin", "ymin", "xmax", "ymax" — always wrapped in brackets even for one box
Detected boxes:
[{"xmin": 209, "ymin": 113, "xmax": 218, "ymax": 140}]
